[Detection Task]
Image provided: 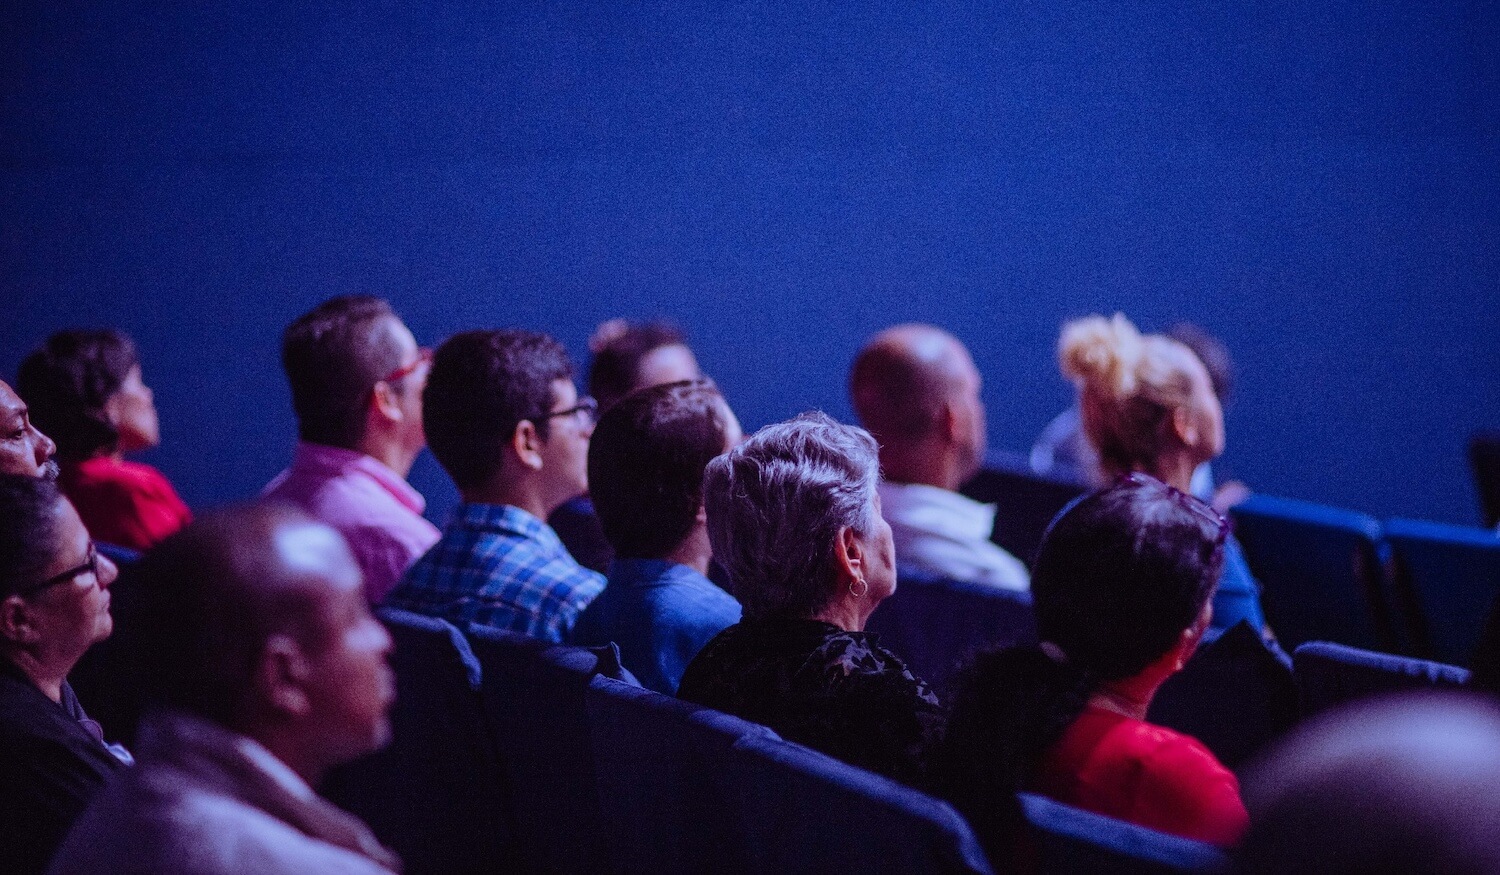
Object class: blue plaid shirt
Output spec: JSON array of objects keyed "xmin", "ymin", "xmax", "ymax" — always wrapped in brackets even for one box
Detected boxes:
[{"xmin": 385, "ymin": 503, "xmax": 605, "ymax": 642}]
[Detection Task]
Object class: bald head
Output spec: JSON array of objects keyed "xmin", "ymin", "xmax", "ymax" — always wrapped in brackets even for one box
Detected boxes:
[
  {"xmin": 132, "ymin": 503, "xmax": 363, "ymax": 725},
  {"xmin": 849, "ymin": 325, "xmax": 986, "ymax": 487}
]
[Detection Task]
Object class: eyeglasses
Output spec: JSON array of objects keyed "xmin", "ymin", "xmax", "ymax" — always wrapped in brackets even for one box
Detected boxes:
[
  {"xmin": 542, "ymin": 396, "xmax": 598, "ymax": 425},
  {"xmin": 379, "ymin": 347, "xmax": 433, "ymax": 386},
  {"xmin": 18, "ymin": 543, "xmax": 100, "ymax": 598},
  {"xmin": 1119, "ymin": 471, "xmax": 1229, "ymax": 546}
]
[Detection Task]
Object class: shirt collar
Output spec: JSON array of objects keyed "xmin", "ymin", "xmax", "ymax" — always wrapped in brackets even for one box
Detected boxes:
[
  {"xmin": 877, "ymin": 480, "xmax": 997, "ymax": 542},
  {"xmin": 450, "ymin": 502, "xmax": 564, "ymax": 551},
  {"xmin": 292, "ymin": 442, "xmax": 426, "ymax": 515},
  {"xmin": 607, "ymin": 557, "xmax": 710, "ymax": 589}
]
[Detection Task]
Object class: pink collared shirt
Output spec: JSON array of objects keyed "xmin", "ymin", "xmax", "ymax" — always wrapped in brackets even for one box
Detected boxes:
[{"xmin": 262, "ymin": 443, "xmax": 441, "ymax": 603}]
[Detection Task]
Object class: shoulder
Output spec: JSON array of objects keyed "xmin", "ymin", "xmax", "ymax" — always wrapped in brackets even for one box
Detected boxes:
[{"xmin": 804, "ymin": 630, "xmax": 941, "ymax": 705}]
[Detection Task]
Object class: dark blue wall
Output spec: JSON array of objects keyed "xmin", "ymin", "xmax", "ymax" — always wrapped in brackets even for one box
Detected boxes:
[{"xmin": 5, "ymin": 2, "xmax": 1498, "ymax": 526}]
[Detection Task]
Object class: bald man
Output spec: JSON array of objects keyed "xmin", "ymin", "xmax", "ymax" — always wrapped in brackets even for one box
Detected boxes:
[
  {"xmin": 849, "ymin": 325, "xmax": 1028, "ymax": 591},
  {"xmin": 50, "ymin": 504, "xmax": 400, "ymax": 875}
]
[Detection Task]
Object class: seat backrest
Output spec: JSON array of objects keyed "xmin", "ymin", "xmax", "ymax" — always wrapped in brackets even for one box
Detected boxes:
[
  {"xmin": 466, "ymin": 625, "xmax": 630, "ymax": 873},
  {"xmin": 1019, "ymin": 794, "xmax": 1230, "ymax": 874},
  {"xmin": 1228, "ymin": 493, "xmax": 1393, "ymax": 653},
  {"xmin": 584, "ymin": 676, "xmax": 774, "ymax": 874},
  {"xmin": 1384, "ymin": 518, "xmax": 1500, "ymax": 664},
  {"xmin": 1292, "ymin": 640, "xmax": 1471, "ymax": 718},
  {"xmin": 727, "ymin": 733, "xmax": 995, "ymax": 875},
  {"xmin": 959, "ymin": 453, "xmax": 1087, "ymax": 569},
  {"xmin": 1147, "ymin": 621, "xmax": 1298, "ymax": 773},
  {"xmin": 321, "ymin": 608, "xmax": 512, "ymax": 875},
  {"xmin": 865, "ymin": 571, "xmax": 1037, "ymax": 693},
  {"xmin": 1470, "ymin": 431, "xmax": 1500, "ymax": 529}
]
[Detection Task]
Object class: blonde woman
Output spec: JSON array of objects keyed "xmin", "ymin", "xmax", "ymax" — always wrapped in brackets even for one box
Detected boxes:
[{"xmin": 1058, "ymin": 314, "xmax": 1266, "ymax": 635}]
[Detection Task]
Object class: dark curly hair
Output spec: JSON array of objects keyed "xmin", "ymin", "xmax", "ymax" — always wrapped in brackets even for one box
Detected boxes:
[{"xmin": 16, "ymin": 329, "xmax": 140, "ymax": 460}]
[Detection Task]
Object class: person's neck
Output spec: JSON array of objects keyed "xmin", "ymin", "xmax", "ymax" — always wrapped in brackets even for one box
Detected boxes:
[
  {"xmin": 659, "ymin": 526, "xmax": 713, "ymax": 577},
  {"xmin": 1087, "ymin": 674, "xmax": 1162, "ymax": 721},
  {"xmin": 354, "ymin": 432, "xmax": 418, "ymax": 479},
  {"xmin": 1137, "ymin": 453, "xmax": 1197, "ymax": 495},
  {"xmin": 242, "ymin": 721, "xmax": 329, "ymax": 788},
  {"xmin": 4, "ymin": 649, "xmax": 68, "ymax": 703},
  {"xmin": 812, "ymin": 594, "xmax": 872, "ymax": 633},
  {"xmin": 879, "ymin": 439, "xmax": 965, "ymax": 492},
  {"xmin": 461, "ymin": 476, "xmax": 556, "ymax": 522}
]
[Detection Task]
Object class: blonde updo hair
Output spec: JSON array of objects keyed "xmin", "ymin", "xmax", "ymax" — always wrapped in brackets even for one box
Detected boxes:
[{"xmin": 1059, "ymin": 313, "xmax": 1205, "ymax": 478}]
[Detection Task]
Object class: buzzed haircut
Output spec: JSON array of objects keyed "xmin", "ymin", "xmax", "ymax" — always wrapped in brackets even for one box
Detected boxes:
[
  {"xmin": 16, "ymin": 329, "xmax": 140, "ymax": 460},
  {"xmin": 129, "ymin": 503, "xmax": 333, "ymax": 725},
  {"xmin": 587, "ymin": 321, "xmax": 687, "ymax": 412},
  {"xmin": 422, "ymin": 330, "xmax": 574, "ymax": 491},
  {"xmin": 280, "ymin": 295, "xmax": 407, "ymax": 449},
  {"xmin": 588, "ymin": 380, "xmax": 730, "ymax": 560},
  {"xmin": 0, "ymin": 475, "xmax": 65, "ymax": 600}
]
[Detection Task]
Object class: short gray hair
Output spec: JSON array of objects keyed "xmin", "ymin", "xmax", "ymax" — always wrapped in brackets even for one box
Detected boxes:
[{"xmin": 703, "ymin": 411, "xmax": 881, "ymax": 621}]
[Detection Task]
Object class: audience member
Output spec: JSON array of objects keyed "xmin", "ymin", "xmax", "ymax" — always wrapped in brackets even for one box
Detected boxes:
[
  {"xmin": 849, "ymin": 324, "xmax": 1028, "ymax": 591},
  {"xmin": 0, "ymin": 475, "xmax": 127, "ymax": 875},
  {"xmin": 48, "ymin": 504, "xmax": 400, "ymax": 875},
  {"xmin": 262, "ymin": 296, "xmax": 440, "ymax": 603},
  {"xmin": 1057, "ymin": 313, "xmax": 1266, "ymax": 635},
  {"xmin": 17, "ymin": 330, "xmax": 190, "ymax": 550},
  {"xmin": 931, "ymin": 473, "xmax": 1246, "ymax": 857},
  {"xmin": 570, "ymin": 380, "xmax": 742, "ymax": 694},
  {"xmin": 0, "ymin": 379, "xmax": 59, "ymax": 479},
  {"xmin": 677, "ymin": 412, "xmax": 943, "ymax": 786},
  {"xmin": 386, "ymin": 330, "xmax": 605, "ymax": 641},
  {"xmin": 553, "ymin": 319, "xmax": 705, "ymax": 573},
  {"xmin": 587, "ymin": 319, "xmax": 703, "ymax": 413},
  {"xmin": 1239, "ymin": 692, "xmax": 1500, "ymax": 873}
]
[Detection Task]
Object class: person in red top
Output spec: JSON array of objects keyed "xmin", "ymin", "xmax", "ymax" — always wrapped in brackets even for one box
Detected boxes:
[
  {"xmin": 17, "ymin": 330, "xmax": 190, "ymax": 551},
  {"xmin": 931, "ymin": 472, "xmax": 1247, "ymax": 861}
]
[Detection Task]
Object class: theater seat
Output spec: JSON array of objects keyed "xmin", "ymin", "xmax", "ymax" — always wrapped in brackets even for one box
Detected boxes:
[
  {"xmin": 1148, "ymin": 621, "xmax": 1298, "ymax": 773},
  {"xmin": 321, "ymin": 608, "xmax": 512, "ymax": 875},
  {"xmin": 1470, "ymin": 431, "xmax": 1500, "ymax": 529},
  {"xmin": 584, "ymin": 676, "xmax": 774, "ymax": 873},
  {"xmin": 466, "ymin": 627, "xmax": 635, "ymax": 873},
  {"xmin": 1019, "ymin": 794, "xmax": 1230, "ymax": 874},
  {"xmin": 727, "ymin": 733, "xmax": 995, "ymax": 874},
  {"xmin": 1384, "ymin": 518, "xmax": 1500, "ymax": 664},
  {"xmin": 1292, "ymin": 640, "xmax": 1471, "ymax": 718},
  {"xmin": 865, "ymin": 570, "xmax": 1036, "ymax": 693},
  {"xmin": 1228, "ymin": 493, "xmax": 1394, "ymax": 653},
  {"xmin": 960, "ymin": 452, "xmax": 1087, "ymax": 569}
]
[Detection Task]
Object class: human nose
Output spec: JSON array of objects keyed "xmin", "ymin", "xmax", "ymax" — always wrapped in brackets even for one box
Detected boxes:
[
  {"xmin": 97, "ymin": 553, "xmax": 119, "ymax": 589},
  {"xmin": 33, "ymin": 425, "xmax": 56, "ymax": 465}
]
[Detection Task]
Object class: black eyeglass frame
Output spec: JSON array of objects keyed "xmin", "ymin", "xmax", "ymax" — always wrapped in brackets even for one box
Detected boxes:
[{"xmin": 16, "ymin": 542, "xmax": 101, "ymax": 598}]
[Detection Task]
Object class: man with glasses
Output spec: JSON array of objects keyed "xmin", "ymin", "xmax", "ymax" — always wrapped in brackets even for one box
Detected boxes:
[
  {"xmin": 385, "ymin": 330, "xmax": 604, "ymax": 642},
  {"xmin": 262, "ymin": 296, "xmax": 440, "ymax": 603}
]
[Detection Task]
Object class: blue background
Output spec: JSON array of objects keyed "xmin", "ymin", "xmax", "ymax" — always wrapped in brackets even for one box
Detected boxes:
[{"xmin": 4, "ymin": 2, "xmax": 1497, "ymax": 527}]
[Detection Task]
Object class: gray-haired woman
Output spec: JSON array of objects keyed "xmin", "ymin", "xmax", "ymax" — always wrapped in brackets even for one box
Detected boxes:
[{"xmin": 676, "ymin": 412, "xmax": 943, "ymax": 786}]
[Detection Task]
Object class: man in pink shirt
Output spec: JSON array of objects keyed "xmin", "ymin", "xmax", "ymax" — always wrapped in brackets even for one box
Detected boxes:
[{"xmin": 262, "ymin": 296, "xmax": 440, "ymax": 602}]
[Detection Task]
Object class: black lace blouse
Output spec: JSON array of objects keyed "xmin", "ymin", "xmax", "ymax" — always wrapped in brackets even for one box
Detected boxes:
[{"xmin": 677, "ymin": 618, "xmax": 944, "ymax": 786}]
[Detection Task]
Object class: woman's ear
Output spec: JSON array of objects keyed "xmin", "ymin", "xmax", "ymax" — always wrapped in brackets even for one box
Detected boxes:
[
  {"xmin": 1171, "ymin": 404, "xmax": 1199, "ymax": 448},
  {"xmin": 832, "ymin": 525, "xmax": 864, "ymax": 584}
]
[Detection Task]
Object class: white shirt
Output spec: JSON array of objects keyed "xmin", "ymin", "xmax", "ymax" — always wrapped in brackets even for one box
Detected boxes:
[{"xmin": 878, "ymin": 481, "xmax": 1030, "ymax": 592}]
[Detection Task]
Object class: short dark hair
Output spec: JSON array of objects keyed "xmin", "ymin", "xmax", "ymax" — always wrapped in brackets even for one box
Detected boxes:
[
  {"xmin": 16, "ymin": 329, "xmax": 140, "ymax": 459},
  {"xmin": 423, "ymin": 330, "xmax": 574, "ymax": 490},
  {"xmin": 931, "ymin": 474, "xmax": 1226, "ymax": 857},
  {"xmin": 587, "ymin": 321, "xmax": 688, "ymax": 411},
  {"xmin": 129, "ymin": 503, "xmax": 333, "ymax": 725},
  {"xmin": 588, "ymin": 380, "xmax": 731, "ymax": 559},
  {"xmin": 0, "ymin": 475, "xmax": 66, "ymax": 600},
  {"xmin": 280, "ymin": 296, "xmax": 407, "ymax": 449}
]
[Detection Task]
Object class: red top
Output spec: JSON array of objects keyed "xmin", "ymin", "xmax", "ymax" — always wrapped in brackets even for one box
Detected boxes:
[
  {"xmin": 60, "ymin": 456, "xmax": 192, "ymax": 551},
  {"xmin": 1034, "ymin": 705, "xmax": 1248, "ymax": 847}
]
